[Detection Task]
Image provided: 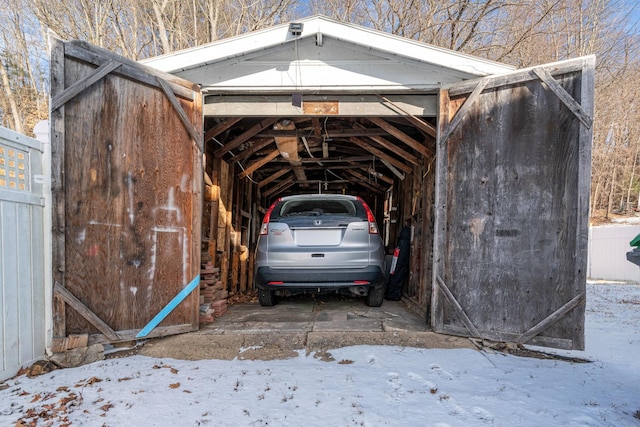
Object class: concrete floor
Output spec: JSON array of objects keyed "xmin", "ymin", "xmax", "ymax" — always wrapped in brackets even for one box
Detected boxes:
[
  {"xmin": 136, "ymin": 295, "xmax": 475, "ymax": 361},
  {"xmin": 205, "ymin": 294, "xmax": 430, "ymax": 334}
]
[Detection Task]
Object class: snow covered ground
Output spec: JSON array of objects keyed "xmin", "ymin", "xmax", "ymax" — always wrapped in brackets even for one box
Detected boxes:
[{"xmin": 1, "ymin": 281, "xmax": 639, "ymax": 426}]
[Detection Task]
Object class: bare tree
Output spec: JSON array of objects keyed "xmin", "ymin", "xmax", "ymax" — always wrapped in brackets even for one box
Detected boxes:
[{"xmin": 0, "ymin": 0, "xmax": 49, "ymax": 133}]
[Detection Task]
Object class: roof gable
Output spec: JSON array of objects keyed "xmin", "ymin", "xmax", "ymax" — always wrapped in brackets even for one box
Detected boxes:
[{"xmin": 142, "ymin": 15, "xmax": 515, "ymax": 93}]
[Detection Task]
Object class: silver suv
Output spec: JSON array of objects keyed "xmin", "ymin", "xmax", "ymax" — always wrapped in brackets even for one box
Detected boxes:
[{"xmin": 254, "ymin": 194, "xmax": 387, "ymax": 307}]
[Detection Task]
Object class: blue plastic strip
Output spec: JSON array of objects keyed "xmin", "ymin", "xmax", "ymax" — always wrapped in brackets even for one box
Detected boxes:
[{"xmin": 135, "ymin": 275, "xmax": 201, "ymax": 338}]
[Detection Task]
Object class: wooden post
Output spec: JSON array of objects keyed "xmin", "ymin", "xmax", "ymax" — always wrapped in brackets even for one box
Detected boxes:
[
  {"xmin": 209, "ymin": 167, "xmax": 220, "ymax": 267},
  {"xmin": 231, "ymin": 251, "xmax": 240, "ymax": 294},
  {"xmin": 49, "ymin": 35, "xmax": 67, "ymax": 339}
]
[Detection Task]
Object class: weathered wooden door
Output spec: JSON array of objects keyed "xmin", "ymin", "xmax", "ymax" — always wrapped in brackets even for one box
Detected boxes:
[
  {"xmin": 433, "ymin": 56, "xmax": 594, "ymax": 350},
  {"xmin": 50, "ymin": 38, "xmax": 203, "ymax": 346}
]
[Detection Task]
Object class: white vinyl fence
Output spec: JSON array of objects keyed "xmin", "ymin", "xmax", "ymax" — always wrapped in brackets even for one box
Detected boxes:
[
  {"xmin": 0, "ymin": 124, "xmax": 50, "ymax": 381},
  {"xmin": 588, "ymin": 224, "xmax": 640, "ymax": 283}
]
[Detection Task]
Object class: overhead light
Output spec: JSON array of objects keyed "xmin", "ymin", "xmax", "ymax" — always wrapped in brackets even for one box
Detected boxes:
[{"xmin": 289, "ymin": 22, "xmax": 303, "ymax": 36}]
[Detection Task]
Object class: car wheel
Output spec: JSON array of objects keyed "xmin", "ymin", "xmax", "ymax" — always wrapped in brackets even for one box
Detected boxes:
[
  {"xmin": 258, "ymin": 288, "xmax": 276, "ymax": 306},
  {"xmin": 365, "ymin": 286, "xmax": 384, "ymax": 307}
]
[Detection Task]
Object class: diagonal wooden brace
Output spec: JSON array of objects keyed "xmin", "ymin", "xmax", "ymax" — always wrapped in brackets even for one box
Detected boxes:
[
  {"xmin": 532, "ymin": 67, "xmax": 593, "ymax": 128},
  {"xmin": 54, "ymin": 282, "xmax": 120, "ymax": 341},
  {"xmin": 156, "ymin": 76, "xmax": 202, "ymax": 150},
  {"xmin": 440, "ymin": 78, "xmax": 489, "ymax": 144},
  {"xmin": 435, "ymin": 275, "xmax": 481, "ymax": 338},
  {"xmin": 51, "ymin": 60, "xmax": 122, "ymax": 111},
  {"xmin": 516, "ymin": 292, "xmax": 586, "ymax": 345}
]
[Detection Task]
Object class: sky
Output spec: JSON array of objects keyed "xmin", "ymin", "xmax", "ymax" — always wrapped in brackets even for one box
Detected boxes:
[{"xmin": 0, "ymin": 281, "xmax": 639, "ymax": 426}]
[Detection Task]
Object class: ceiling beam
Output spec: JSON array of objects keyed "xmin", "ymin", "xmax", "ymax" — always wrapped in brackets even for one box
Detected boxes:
[
  {"xmin": 274, "ymin": 120, "xmax": 307, "ymax": 183},
  {"xmin": 271, "ymin": 156, "xmax": 374, "ymax": 164},
  {"xmin": 256, "ymin": 128, "xmax": 390, "ymax": 138},
  {"xmin": 203, "ymin": 94, "xmax": 438, "ymax": 117}
]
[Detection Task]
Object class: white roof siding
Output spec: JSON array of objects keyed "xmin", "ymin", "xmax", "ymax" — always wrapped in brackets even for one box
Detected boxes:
[
  {"xmin": 142, "ymin": 15, "xmax": 515, "ymax": 92},
  {"xmin": 179, "ymin": 37, "xmax": 473, "ymax": 92}
]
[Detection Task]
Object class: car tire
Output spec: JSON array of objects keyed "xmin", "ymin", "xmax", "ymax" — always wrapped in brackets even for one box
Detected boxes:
[
  {"xmin": 365, "ymin": 285, "xmax": 384, "ymax": 307},
  {"xmin": 258, "ymin": 288, "xmax": 276, "ymax": 307}
]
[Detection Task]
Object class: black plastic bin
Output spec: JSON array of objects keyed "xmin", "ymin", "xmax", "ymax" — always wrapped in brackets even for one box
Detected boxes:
[{"xmin": 626, "ymin": 233, "xmax": 640, "ymax": 267}]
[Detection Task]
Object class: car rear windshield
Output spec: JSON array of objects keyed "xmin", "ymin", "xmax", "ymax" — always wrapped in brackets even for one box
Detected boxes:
[{"xmin": 272, "ymin": 199, "xmax": 363, "ymax": 219}]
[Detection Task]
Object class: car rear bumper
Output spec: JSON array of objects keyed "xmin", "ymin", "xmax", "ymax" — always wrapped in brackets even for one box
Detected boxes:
[{"xmin": 255, "ymin": 266, "xmax": 386, "ymax": 290}]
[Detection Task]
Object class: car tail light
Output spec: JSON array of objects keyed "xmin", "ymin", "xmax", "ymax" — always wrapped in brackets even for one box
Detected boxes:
[
  {"xmin": 260, "ymin": 198, "xmax": 280, "ymax": 235},
  {"xmin": 353, "ymin": 280, "xmax": 370, "ymax": 284},
  {"xmin": 357, "ymin": 197, "xmax": 379, "ymax": 234},
  {"xmin": 268, "ymin": 281, "xmax": 284, "ymax": 285}
]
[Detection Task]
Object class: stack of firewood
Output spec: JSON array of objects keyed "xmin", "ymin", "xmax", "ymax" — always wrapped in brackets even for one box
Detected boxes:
[{"xmin": 199, "ymin": 262, "xmax": 228, "ymax": 324}]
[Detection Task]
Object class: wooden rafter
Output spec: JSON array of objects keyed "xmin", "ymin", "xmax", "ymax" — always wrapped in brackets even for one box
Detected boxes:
[
  {"xmin": 378, "ymin": 95, "xmax": 437, "ymax": 139},
  {"xmin": 263, "ymin": 177, "xmax": 295, "ymax": 197},
  {"xmin": 343, "ymin": 169, "xmax": 385, "ymax": 193},
  {"xmin": 258, "ymin": 168, "xmax": 291, "ymax": 188},
  {"xmin": 353, "ymin": 123, "xmax": 420, "ymax": 165},
  {"xmin": 204, "ymin": 117, "xmax": 243, "ymax": 142},
  {"xmin": 215, "ymin": 117, "xmax": 278, "ymax": 157},
  {"xmin": 349, "ymin": 137, "xmax": 412, "ymax": 173},
  {"xmin": 368, "ymin": 117, "xmax": 433, "ymax": 157},
  {"xmin": 359, "ymin": 166, "xmax": 393, "ymax": 185},
  {"xmin": 238, "ymin": 149, "xmax": 280, "ymax": 178},
  {"xmin": 233, "ymin": 137, "xmax": 276, "ymax": 163}
]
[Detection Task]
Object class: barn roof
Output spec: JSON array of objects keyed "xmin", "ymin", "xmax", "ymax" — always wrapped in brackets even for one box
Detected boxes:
[{"xmin": 142, "ymin": 15, "xmax": 515, "ymax": 93}]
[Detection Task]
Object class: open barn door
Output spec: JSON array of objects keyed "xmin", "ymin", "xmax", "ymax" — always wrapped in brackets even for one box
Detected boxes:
[
  {"xmin": 50, "ymin": 37, "xmax": 203, "ymax": 347},
  {"xmin": 433, "ymin": 56, "xmax": 594, "ymax": 350}
]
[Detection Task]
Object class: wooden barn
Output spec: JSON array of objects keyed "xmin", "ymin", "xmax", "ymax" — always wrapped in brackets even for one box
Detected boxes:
[{"xmin": 50, "ymin": 15, "xmax": 593, "ymax": 352}]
